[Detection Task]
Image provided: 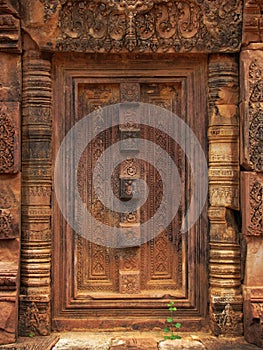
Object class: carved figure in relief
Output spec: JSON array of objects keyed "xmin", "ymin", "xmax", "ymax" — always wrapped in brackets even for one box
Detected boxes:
[
  {"xmin": 21, "ymin": 302, "xmax": 49, "ymax": 336},
  {"xmin": 213, "ymin": 303, "xmax": 241, "ymax": 334}
]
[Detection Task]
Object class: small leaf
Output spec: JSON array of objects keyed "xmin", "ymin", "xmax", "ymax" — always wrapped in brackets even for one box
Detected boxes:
[
  {"xmin": 164, "ymin": 336, "xmax": 170, "ymax": 340},
  {"xmin": 167, "ymin": 317, "xmax": 173, "ymax": 323},
  {"xmin": 163, "ymin": 327, "xmax": 170, "ymax": 333},
  {"xmin": 28, "ymin": 332, "xmax": 35, "ymax": 338},
  {"xmin": 169, "ymin": 307, "xmax": 177, "ymax": 312},
  {"xmin": 175, "ymin": 322, "xmax": 182, "ymax": 329},
  {"xmin": 167, "ymin": 301, "xmax": 174, "ymax": 307},
  {"xmin": 174, "ymin": 335, "xmax": 182, "ymax": 339},
  {"xmin": 170, "ymin": 334, "xmax": 177, "ymax": 340}
]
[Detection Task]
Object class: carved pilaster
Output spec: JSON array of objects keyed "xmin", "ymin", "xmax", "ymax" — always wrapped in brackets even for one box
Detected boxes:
[
  {"xmin": 240, "ymin": 46, "xmax": 263, "ymax": 345},
  {"xmin": 20, "ymin": 52, "xmax": 52, "ymax": 336},
  {"xmin": 0, "ymin": 1, "xmax": 21, "ymax": 345},
  {"xmin": 208, "ymin": 54, "xmax": 243, "ymax": 335}
]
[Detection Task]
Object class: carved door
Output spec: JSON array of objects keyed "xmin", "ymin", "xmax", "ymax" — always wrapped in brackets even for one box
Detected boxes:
[{"xmin": 53, "ymin": 56, "xmax": 208, "ymax": 330}]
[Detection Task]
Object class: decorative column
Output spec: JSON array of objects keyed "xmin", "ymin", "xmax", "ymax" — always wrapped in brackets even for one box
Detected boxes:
[
  {"xmin": 241, "ymin": 1, "xmax": 263, "ymax": 345},
  {"xmin": 208, "ymin": 54, "xmax": 243, "ymax": 335},
  {"xmin": 0, "ymin": 0, "xmax": 21, "ymax": 345},
  {"xmin": 19, "ymin": 51, "xmax": 52, "ymax": 336}
]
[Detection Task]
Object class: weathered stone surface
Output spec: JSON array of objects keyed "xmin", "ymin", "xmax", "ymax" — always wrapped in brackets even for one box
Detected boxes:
[
  {"xmin": 242, "ymin": 0, "xmax": 263, "ymax": 46},
  {"xmin": 0, "ymin": 0, "xmax": 21, "ymax": 53},
  {"xmin": 0, "ymin": 297, "xmax": 17, "ymax": 345},
  {"xmin": 241, "ymin": 173, "xmax": 263, "ymax": 236},
  {"xmin": 0, "ymin": 54, "xmax": 21, "ymax": 101},
  {"xmin": 158, "ymin": 339, "xmax": 205, "ymax": 350},
  {"xmin": 52, "ymin": 338, "xmax": 111, "ymax": 350},
  {"xmin": 110, "ymin": 337, "xmax": 157, "ymax": 349},
  {"xmin": 0, "ymin": 175, "xmax": 20, "ymax": 239},
  {"xmin": 243, "ymin": 286, "xmax": 263, "ymax": 348}
]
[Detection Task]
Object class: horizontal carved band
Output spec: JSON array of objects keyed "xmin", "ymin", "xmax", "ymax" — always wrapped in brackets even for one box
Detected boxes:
[{"xmin": 34, "ymin": 0, "xmax": 243, "ymax": 53}]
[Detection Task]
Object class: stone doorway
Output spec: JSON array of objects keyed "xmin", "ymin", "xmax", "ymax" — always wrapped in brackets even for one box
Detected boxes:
[{"xmin": 52, "ymin": 54, "xmax": 208, "ymax": 330}]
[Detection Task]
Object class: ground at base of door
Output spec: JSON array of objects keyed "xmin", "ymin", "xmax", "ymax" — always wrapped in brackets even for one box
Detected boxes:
[{"xmin": 0, "ymin": 332, "xmax": 261, "ymax": 350}]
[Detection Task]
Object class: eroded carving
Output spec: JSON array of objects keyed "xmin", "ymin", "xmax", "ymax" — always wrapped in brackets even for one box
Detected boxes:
[
  {"xmin": 0, "ymin": 0, "xmax": 21, "ymax": 52},
  {"xmin": 19, "ymin": 302, "xmax": 49, "ymax": 336},
  {"xmin": 0, "ymin": 209, "xmax": 13, "ymax": 238},
  {"xmin": 54, "ymin": 0, "xmax": 242, "ymax": 53},
  {"xmin": 213, "ymin": 303, "xmax": 242, "ymax": 334},
  {"xmin": 0, "ymin": 108, "xmax": 15, "ymax": 173}
]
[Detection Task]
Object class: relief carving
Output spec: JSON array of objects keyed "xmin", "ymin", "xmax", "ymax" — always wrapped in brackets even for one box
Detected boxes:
[
  {"xmin": 19, "ymin": 302, "xmax": 50, "ymax": 336},
  {"xmin": 53, "ymin": 0, "xmax": 242, "ymax": 53},
  {"xmin": 0, "ymin": 107, "xmax": 15, "ymax": 173},
  {"xmin": 242, "ymin": 172, "xmax": 263, "ymax": 236},
  {"xmin": 212, "ymin": 303, "xmax": 242, "ymax": 335},
  {"xmin": 250, "ymin": 180, "xmax": 263, "ymax": 232},
  {"xmin": 0, "ymin": 209, "xmax": 13, "ymax": 238},
  {"xmin": 248, "ymin": 59, "xmax": 263, "ymax": 171},
  {"xmin": 208, "ymin": 54, "xmax": 242, "ymax": 335}
]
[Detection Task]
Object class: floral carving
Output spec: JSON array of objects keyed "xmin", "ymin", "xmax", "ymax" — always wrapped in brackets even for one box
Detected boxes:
[
  {"xmin": 250, "ymin": 180, "xmax": 263, "ymax": 233},
  {"xmin": 0, "ymin": 209, "xmax": 13, "ymax": 238},
  {"xmin": 55, "ymin": 0, "xmax": 242, "ymax": 53},
  {"xmin": 0, "ymin": 108, "xmax": 15, "ymax": 173},
  {"xmin": 249, "ymin": 110, "xmax": 263, "ymax": 171},
  {"xmin": 249, "ymin": 59, "xmax": 263, "ymax": 171}
]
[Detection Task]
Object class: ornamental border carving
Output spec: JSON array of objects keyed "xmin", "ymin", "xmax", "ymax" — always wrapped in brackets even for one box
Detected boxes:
[{"xmin": 26, "ymin": 0, "xmax": 243, "ymax": 53}]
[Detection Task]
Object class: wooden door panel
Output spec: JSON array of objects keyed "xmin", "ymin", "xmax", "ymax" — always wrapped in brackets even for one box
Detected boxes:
[{"xmin": 53, "ymin": 55, "xmax": 208, "ymax": 329}]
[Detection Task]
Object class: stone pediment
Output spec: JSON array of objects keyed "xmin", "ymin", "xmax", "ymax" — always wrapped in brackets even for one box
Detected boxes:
[{"xmin": 21, "ymin": 0, "xmax": 243, "ymax": 53}]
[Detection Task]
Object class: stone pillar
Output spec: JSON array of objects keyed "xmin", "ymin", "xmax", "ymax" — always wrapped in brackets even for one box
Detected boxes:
[
  {"xmin": 208, "ymin": 54, "xmax": 243, "ymax": 335},
  {"xmin": 0, "ymin": 0, "xmax": 21, "ymax": 345},
  {"xmin": 241, "ymin": 2, "xmax": 263, "ymax": 345},
  {"xmin": 19, "ymin": 51, "xmax": 52, "ymax": 336}
]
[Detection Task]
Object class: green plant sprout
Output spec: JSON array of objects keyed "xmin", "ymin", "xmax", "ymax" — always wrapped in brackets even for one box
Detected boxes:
[{"xmin": 163, "ymin": 301, "xmax": 182, "ymax": 340}]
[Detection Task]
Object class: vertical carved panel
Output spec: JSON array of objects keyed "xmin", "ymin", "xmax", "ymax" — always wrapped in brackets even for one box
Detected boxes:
[
  {"xmin": 241, "ymin": 50, "xmax": 263, "ymax": 172},
  {"xmin": 0, "ymin": 2, "xmax": 21, "ymax": 344},
  {"xmin": 240, "ymin": 48, "xmax": 263, "ymax": 346},
  {"xmin": 20, "ymin": 53, "xmax": 52, "ymax": 336},
  {"xmin": 208, "ymin": 54, "xmax": 243, "ymax": 336},
  {"xmin": 0, "ymin": 103, "xmax": 20, "ymax": 174}
]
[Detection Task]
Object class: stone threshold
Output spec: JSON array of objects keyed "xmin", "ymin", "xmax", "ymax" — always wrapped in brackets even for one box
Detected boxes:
[{"xmin": 1, "ymin": 332, "xmax": 261, "ymax": 350}]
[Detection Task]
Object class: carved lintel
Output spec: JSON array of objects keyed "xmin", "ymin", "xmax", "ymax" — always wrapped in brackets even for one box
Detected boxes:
[
  {"xmin": 53, "ymin": 0, "xmax": 242, "ymax": 53},
  {"xmin": 241, "ymin": 172, "xmax": 263, "ymax": 236}
]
